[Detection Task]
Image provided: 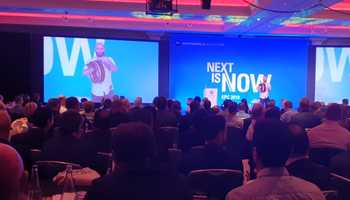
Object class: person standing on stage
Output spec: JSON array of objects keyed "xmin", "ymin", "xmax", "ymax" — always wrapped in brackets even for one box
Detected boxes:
[
  {"xmin": 83, "ymin": 42, "xmax": 118, "ymax": 103},
  {"xmin": 257, "ymin": 75, "xmax": 271, "ymax": 108}
]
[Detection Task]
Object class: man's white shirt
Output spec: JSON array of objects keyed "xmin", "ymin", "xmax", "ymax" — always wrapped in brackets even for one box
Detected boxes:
[{"xmin": 84, "ymin": 56, "xmax": 116, "ymax": 97}]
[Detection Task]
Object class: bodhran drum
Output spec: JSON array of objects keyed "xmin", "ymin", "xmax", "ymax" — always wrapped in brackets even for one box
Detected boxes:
[{"xmin": 87, "ymin": 59, "xmax": 106, "ymax": 83}]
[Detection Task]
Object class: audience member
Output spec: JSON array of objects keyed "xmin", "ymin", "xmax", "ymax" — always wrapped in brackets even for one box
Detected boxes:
[
  {"xmin": 0, "ymin": 110, "xmax": 11, "ymax": 144},
  {"xmin": 133, "ymin": 96, "xmax": 143, "ymax": 110},
  {"xmin": 154, "ymin": 96, "xmax": 177, "ymax": 129},
  {"xmin": 24, "ymin": 101, "xmax": 38, "ymax": 119},
  {"xmin": 286, "ymin": 123, "xmax": 331, "ymax": 190},
  {"xmin": 180, "ymin": 115, "xmax": 242, "ymax": 174},
  {"xmin": 84, "ymin": 109, "xmax": 112, "ymax": 153},
  {"xmin": 41, "ymin": 111, "xmax": 93, "ymax": 167},
  {"xmin": 110, "ymin": 100, "xmax": 130, "ymax": 128},
  {"xmin": 81, "ymin": 101, "xmax": 95, "ymax": 122},
  {"xmin": 9, "ymin": 95, "xmax": 25, "ymax": 119},
  {"xmin": 65, "ymin": 96, "xmax": 80, "ymax": 112},
  {"xmin": 308, "ymin": 103, "xmax": 350, "ymax": 151},
  {"xmin": 0, "ymin": 144, "xmax": 24, "ymax": 200},
  {"xmin": 291, "ymin": 98, "xmax": 321, "ymax": 129},
  {"xmin": 85, "ymin": 122, "xmax": 191, "ymax": 200},
  {"xmin": 178, "ymin": 109, "xmax": 208, "ymax": 152},
  {"xmin": 226, "ymin": 103, "xmax": 243, "ymax": 129},
  {"xmin": 280, "ymin": 100, "xmax": 297, "ymax": 123},
  {"xmin": 226, "ymin": 119, "xmax": 325, "ymax": 200},
  {"xmin": 245, "ymin": 103, "xmax": 264, "ymax": 142},
  {"xmin": 240, "ymin": 98, "xmax": 249, "ymax": 114},
  {"xmin": 265, "ymin": 106, "xmax": 281, "ymax": 120},
  {"xmin": 58, "ymin": 96, "xmax": 67, "ymax": 114},
  {"xmin": 236, "ymin": 103, "xmax": 250, "ymax": 120}
]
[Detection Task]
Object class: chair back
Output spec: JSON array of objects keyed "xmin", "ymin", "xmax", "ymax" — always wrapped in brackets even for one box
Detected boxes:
[
  {"xmin": 310, "ymin": 148, "xmax": 345, "ymax": 167},
  {"xmin": 226, "ymin": 126, "xmax": 250, "ymax": 159},
  {"xmin": 30, "ymin": 149, "xmax": 42, "ymax": 163},
  {"xmin": 329, "ymin": 173, "xmax": 350, "ymax": 200},
  {"xmin": 330, "ymin": 152, "xmax": 350, "ymax": 179},
  {"xmin": 35, "ymin": 160, "xmax": 82, "ymax": 179},
  {"xmin": 189, "ymin": 169, "xmax": 243, "ymax": 200},
  {"xmin": 322, "ymin": 190, "xmax": 338, "ymax": 200},
  {"xmin": 156, "ymin": 126, "xmax": 179, "ymax": 149}
]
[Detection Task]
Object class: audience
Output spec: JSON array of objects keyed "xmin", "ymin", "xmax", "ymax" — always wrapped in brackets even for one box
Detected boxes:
[
  {"xmin": 286, "ymin": 123, "xmax": 331, "ymax": 190},
  {"xmin": 85, "ymin": 122, "xmax": 191, "ymax": 200},
  {"xmin": 308, "ymin": 103, "xmax": 350, "ymax": 151},
  {"xmin": 226, "ymin": 119, "xmax": 325, "ymax": 200},
  {"xmin": 0, "ymin": 144, "xmax": 24, "ymax": 200},
  {"xmin": 1, "ymin": 92, "xmax": 350, "ymax": 199}
]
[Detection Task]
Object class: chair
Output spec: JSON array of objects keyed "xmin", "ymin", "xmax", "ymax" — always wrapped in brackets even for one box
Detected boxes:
[
  {"xmin": 329, "ymin": 173, "xmax": 350, "ymax": 200},
  {"xmin": 309, "ymin": 148, "xmax": 345, "ymax": 167},
  {"xmin": 189, "ymin": 169, "xmax": 243, "ymax": 200},
  {"xmin": 167, "ymin": 148, "xmax": 182, "ymax": 171},
  {"xmin": 226, "ymin": 126, "xmax": 250, "ymax": 159},
  {"xmin": 330, "ymin": 152, "xmax": 350, "ymax": 179},
  {"xmin": 322, "ymin": 190, "xmax": 338, "ymax": 200},
  {"xmin": 94, "ymin": 152, "xmax": 113, "ymax": 175},
  {"xmin": 30, "ymin": 149, "xmax": 42, "ymax": 164},
  {"xmin": 156, "ymin": 126, "xmax": 179, "ymax": 149}
]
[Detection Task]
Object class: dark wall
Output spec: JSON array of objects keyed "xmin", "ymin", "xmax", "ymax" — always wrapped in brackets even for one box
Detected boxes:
[{"xmin": 0, "ymin": 32, "xmax": 32, "ymax": 102}]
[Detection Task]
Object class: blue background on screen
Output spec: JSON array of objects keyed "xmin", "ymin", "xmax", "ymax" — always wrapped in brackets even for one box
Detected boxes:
[
  {"xmin": 44, "ymin": 36, "xmax": 159, "ymax": 103},
  {"xmin": 315, "ymin": 47, "xmax": 350, "ymax": 103},
  {"xmin": 169, "ymin": 35, "xmax": 310, "ymax": 108}
]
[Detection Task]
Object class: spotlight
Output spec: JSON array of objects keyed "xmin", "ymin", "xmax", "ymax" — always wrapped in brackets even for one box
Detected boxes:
[
  {"xmin": 201, "ymin": 0, "xmax": 211, "ymax": 9},
  {"xmin": 146, "ymin": 0, "xmax": 177, "ymax": 15}
]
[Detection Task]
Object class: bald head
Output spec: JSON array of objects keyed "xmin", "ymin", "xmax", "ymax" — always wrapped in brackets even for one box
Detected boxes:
[
  {"xmin": 0, "ymin": 111, "xmax": 11, "ymax": 139},
  {"xmin": 0, "ymin": 144, "xmax": 24, "ymax": 200}
]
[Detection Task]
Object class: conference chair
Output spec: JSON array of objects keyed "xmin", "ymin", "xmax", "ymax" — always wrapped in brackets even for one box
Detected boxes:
[
  {"xmin": 329, "ymin": 173, "xmax": 350, "ymax": 200},
  {"xmin": 226, "ymin": 126, "xmax": 250, "ymax": 159},
  {"xmin": 322, "ymin": 190, "xmax": 338, "ymax": 200},
  {"xmin": 30, "ymin": 149, "xmax": 42, "ymax": 164},
  {"xmin": 309, "ymin": 147, "xmax": 345, "ymax": 167},
  {"xmin": 156, "ymin": 126, "xmax": 179, "ymax": 149},
  {"xmin": 189, "ymin": 169, "xmax": 243, "ymax": 200}
]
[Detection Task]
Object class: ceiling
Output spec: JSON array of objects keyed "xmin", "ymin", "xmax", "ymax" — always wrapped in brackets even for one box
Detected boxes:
[{"xmin": 0, "ymin": 0, "xmax": 350, "ymax": 38}]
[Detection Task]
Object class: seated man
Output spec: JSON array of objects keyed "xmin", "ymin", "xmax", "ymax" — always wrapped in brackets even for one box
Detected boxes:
[
  {"xmin": 226, "ymin": 119, "xmax": 325, "ymax": 200},
  {"xmin": 0, "ymin": 144, "xmax": 24, "ymax": 200},
  {"xmin": 85, "ymin": 122, "xmax": 191, "ymax": 200},
  {"xmin": 291, "ymin": 98, "xmax": 321, "ymax": 129},
  {"xmin": 41, "ymin": 111, "xmax": 94, "ymax": 167},
  {"xmin": 180, "ymin": 115, "xmax": 242, "ymax": 174},
  {"xmin": 286, "ymin": 123, "xmax": 331, "ymax": 190},
  {"xmin": 12, "ymin": 107, "xmax": 54, "ymax": 150},
  {"xmin": 308, "ymin": 103, "xmax": 350, "ymax": 151}
]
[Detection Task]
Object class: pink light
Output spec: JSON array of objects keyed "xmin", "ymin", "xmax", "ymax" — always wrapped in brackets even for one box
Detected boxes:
[{"xmin": 87, "ymin": 0, "xmax": 248, "ymax": 7}]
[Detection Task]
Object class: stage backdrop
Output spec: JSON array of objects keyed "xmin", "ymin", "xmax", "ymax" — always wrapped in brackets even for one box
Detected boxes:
[
  {"xmin": 170, "ymin": 35, "xmax": 309, "ymax": 107},
  {"xmin": 315, "ymin": 47, "xmax": 350, "ymax": 103},
  {"xmin": 44, "ymin": 36, "xmax": 159, "ymax": 102}
]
